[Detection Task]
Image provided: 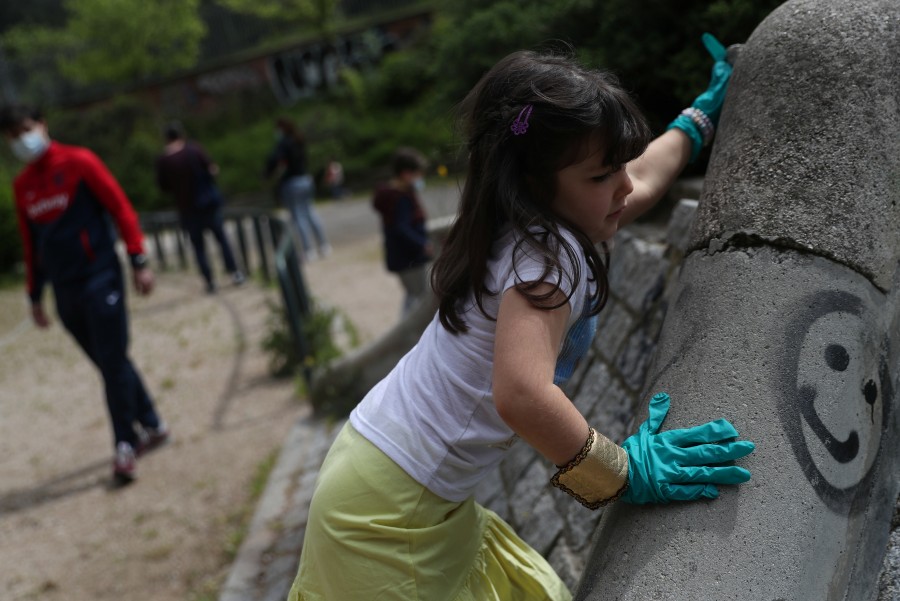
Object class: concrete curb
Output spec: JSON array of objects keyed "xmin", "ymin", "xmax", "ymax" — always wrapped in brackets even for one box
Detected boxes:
[{"xmin": 218, "ymin": 410, "xmax": 345, "ymax": 601}]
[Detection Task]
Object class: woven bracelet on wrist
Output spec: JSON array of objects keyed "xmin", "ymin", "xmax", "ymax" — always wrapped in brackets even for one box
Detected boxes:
[{"xmin": 681, "ymin": 107, "xmax": 715, "ymax": 146}]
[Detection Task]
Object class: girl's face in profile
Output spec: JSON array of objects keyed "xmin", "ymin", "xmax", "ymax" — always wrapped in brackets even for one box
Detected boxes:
[{"xmin": 551, "ymin": 145, "xmax": 633, "ymax": 243}]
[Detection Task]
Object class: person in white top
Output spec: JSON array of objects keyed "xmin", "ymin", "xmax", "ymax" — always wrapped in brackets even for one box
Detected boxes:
[{"xmin": 289, "ymin": 38, "xmax": 755, "ymax": 601}]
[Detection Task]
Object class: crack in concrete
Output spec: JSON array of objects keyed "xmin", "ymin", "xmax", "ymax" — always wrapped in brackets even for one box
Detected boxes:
[{"xmin": 694, "ymin": 231, "xmax": 886, "ymax": 293}]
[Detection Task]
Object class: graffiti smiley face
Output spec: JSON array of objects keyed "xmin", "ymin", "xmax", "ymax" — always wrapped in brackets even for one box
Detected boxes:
[{"xmin": 781, "ymin": 290, "xmax": 892, "ymax": 513}]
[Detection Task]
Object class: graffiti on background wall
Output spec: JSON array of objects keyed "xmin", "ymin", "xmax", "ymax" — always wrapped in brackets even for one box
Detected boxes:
[
  {"xmin": 780, "ymin": 290, "xmax": 893, "ymax": 514},
  {"xmin": 150, "ymin": 14, "xmax": 428, "ymax": 113},
  {"xmin": 197, "ymin": 66, "xmax": 264, "ymax": 96},
  {"xmin": 266, "ymin": 27, "xmax": 396, "ymax": 105}
]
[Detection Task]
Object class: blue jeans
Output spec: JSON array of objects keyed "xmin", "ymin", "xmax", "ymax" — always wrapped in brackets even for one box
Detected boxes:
[
  {"xmin": 281, "ymin": 175, "xmax": 328, "ymax": 252},
  {"xmin": 182, "ymin": 206, "xmax": 240, "ymax": 287},
  {"xmin": 54, "ymin": 267, "xmax": 161, "ymax": 448}
]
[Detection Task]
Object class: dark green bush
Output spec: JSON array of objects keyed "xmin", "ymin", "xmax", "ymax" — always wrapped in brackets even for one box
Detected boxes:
[
  {"xmin": 429, "ymin": 1, "xmax": 561, "ymax": 109},
  {"xmin": 553, "ymin": 0, "xmax": 786, "ymax": 131},
  {"xmin": 261, "ymin": 297, "xmax": 358, "ymax": 380},
  {"xmin": 369, "ymin": 46, "xmax": 438, "ymax": 108},
  {"xmin": 200, "ymin": 118, "xmax": 277, "ymax": 201},
  {"xmin": 430, "ymin": 0, "xmax": 784, "ymax": 134},
  {"xmin": 0, "ymin": 163, "xmax": 21, "ymax": 277}
]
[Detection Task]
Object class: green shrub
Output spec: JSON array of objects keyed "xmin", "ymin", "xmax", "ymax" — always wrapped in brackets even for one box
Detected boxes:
[
  {"xmin": 261, "ymin": 297, "xmax": 358, "ymax": 381},
  {"xmin": 261, "ymin": 299, "xmax": 302, "ymax": 378},
  {"xmin": 0, "ymin": 162, "xmax": 21, "ymax": 276},
  {"xmin": 201, "ymin": 118, "xmax": 277, "ymax": 202},
  {"xmin": 369, "ymin": 48, "xmax": 437, "ymax": 108}
]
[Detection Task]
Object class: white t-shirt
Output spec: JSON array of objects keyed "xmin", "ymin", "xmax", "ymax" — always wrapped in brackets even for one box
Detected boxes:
[{"xmin": 350, "ymin": 225, "xmax": 596, "ymax": 502}]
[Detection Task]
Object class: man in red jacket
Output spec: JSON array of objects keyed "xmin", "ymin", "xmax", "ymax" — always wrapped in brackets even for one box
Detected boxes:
[{"xmin": 1, "ymin": 104, "xmax": 169, "ymax": 484}]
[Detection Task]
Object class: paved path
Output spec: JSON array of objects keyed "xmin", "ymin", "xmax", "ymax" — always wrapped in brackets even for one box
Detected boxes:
[{"xmin": 313, "ymin": 180, "xmax": 461, "ymax": 247}]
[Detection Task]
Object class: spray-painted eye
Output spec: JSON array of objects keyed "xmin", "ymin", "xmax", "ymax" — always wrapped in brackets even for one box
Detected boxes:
[
  {"xmin": 863, "ymin": 379, "xmax": 878, "ymax": 423},
  {"xmin": 824, "ymin": 344, "xmax": 849, "ymax": 371}
]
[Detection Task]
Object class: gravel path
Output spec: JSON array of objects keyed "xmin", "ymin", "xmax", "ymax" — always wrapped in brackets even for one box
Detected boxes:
[{"xmin": 0, "ymin": 271, "xmax": 307, "ymax": 601}]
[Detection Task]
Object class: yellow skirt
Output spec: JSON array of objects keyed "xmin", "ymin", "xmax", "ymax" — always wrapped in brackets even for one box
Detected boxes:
[{"xmin": 288, "ymin": 422, "xmax": 571, "ymax": 601}]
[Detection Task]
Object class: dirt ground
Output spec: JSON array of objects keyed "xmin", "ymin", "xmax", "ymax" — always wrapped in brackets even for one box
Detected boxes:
[{"xmin": 0, "ymin": 231, "xmax": 402, "ymax": 601}]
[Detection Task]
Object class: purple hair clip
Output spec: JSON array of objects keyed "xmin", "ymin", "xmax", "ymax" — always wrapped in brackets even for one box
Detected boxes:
[{"xmin": 510, "ymin": 104, "xmax": 533, "ymax": 136}]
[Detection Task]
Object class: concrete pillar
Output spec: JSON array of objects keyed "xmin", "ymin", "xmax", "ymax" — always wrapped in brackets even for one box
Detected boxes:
[{"xmin": 576, "ymin": 1, "xmax": 900, "ymax": 599}]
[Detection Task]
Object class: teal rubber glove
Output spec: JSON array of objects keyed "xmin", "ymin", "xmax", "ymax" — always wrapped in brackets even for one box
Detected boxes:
[
  {"xmin": 620, "ymin": 392, "xmax": 755, "ymax": 504},
  {"xmin": 692, "ymin": 32, "xmax": 731, "ymax": 124},
  {"xmin": 668, "ymin": 33, "xmax": 734, "ymax": 162}
]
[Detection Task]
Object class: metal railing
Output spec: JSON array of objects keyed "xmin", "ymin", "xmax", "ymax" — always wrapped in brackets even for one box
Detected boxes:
[{"xmin": 139, "ymin": 208, "xmax": 313, "ymax": 385}]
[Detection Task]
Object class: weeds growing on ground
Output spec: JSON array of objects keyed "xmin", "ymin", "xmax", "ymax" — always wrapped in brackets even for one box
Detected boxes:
[
  {"xmin": 186, "ymin": 448, "xmax": 279, "ymax": 601},
  {"xmin": 261, "ymin": 298, "xmax": 359, "ymax": 380}
]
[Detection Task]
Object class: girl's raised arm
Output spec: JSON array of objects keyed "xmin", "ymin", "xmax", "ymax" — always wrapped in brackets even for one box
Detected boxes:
[
  {"xmin": 620, "ymin": 128, "xmax": 692, "ymax": 225},
  {"xmin": 622, "ymin": 33, "xmax": 734, "ymax": 226}
]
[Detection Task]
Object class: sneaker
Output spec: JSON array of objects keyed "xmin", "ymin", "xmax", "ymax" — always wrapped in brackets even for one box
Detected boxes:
[
  {"xmin": 319, "ymin": 244, "xmax": 333, "ymax": 258},
  {"xmin": 205, "ymin": 281, "xmax": 217, "ymax": 294},
  {"xmin": 304, "ymin": 248, "xmax": 319, "ymax": 262},
  {"xmin": 113, "ymin": 441, "xmax": 137, "ymax": 484},
  {"xmin": 136, "ymin": 422, "xmax": 171, "ymax": 457},
  {"xmin": 231, "ymin": 271, "xmax": 246, "ymax": 286}
]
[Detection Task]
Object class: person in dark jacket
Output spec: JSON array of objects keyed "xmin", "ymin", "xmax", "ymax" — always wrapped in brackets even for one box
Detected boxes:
[
  {"xmin": 1, "ymin": 104, "xmax": 169, "ymax": 485},
  {"xmin": 156, "ymin": 122, "xmax": 244, "ymax": 293},
  {"xmin": 372, "ymin": 147, "xmax": 432, "ymax": 315},
  {"xmin": 265, "ymin": 117, "xmax": 330, "ymax": 261}
]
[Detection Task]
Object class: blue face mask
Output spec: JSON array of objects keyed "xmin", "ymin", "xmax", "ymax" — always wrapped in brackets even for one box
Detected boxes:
[
  {"xmin": 412, "ymin": 177, "xmax": 426, "ymax": 193},
  {"xmin": 10, "ymin": 129, "xmax": 49, "ymax": 163}
]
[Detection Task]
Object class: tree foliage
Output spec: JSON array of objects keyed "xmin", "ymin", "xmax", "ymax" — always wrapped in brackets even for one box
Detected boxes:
[
  {"xmin": 549, "ymin": 0, "xmax": 786, "ymax": 129},
  {"xmin": 429, "ymin": 0, "xmax": 785, "ymax": 131},
  {"xmin": 429, "ymin": 0, "xmax": 576, "ymax": 109},
  {"xmin": 3, "ymin": 0, "xmax": 206, "ymax": 86}
]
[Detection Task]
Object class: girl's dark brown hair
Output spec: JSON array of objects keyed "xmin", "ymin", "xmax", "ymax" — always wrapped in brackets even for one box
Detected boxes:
[{"xmin": 431, "ymin": 49, "xmax": 651, "ymax": 334}]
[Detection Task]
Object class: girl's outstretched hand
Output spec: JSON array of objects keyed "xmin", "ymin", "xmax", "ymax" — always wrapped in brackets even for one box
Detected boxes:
[
  {"xmin": 668, "ymin": 33, "xmax": 735, "ymax": 162},
  {"xmin": 693, "ymin": 33, "xmax": 732, "ymax": 125},
  {"xmin": 620, "ymin": 392, "xmax": 755, "ymax": 504}
]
